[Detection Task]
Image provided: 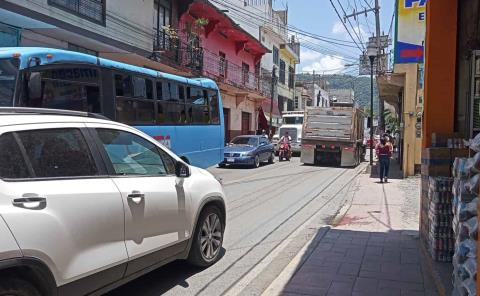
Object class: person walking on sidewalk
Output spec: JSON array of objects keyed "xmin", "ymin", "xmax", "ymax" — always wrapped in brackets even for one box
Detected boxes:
[{"xmin": 376, "ymin": 137, "xmax": 392, "ymax": 183}]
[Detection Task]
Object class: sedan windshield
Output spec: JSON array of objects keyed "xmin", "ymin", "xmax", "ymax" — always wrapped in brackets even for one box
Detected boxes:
[
  {"xmin": 0, "ymin": 58, "xmax": 18, "ymax": 106},
  {"xmin": 231, "ymin": 137, "xmax": 259, "ymax": 146}
]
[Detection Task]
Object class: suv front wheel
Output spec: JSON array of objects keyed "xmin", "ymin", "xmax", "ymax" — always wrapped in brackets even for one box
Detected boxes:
[
  {"xmin": 188, "ymin": 206, "xmax": 224, "ymax": 267},
  {"xmin": 0, "ymin": 278, "xmax": 41, "ymax": 296}
]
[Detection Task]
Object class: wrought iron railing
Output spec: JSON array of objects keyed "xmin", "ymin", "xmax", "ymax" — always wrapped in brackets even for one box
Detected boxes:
[
  {"xmin": 152, "ymin": 27, "xmax": 203, "ymax": 73},
  {"xmin": 151, "ymin": 27, "xmax": 272, "ymax": 96}
]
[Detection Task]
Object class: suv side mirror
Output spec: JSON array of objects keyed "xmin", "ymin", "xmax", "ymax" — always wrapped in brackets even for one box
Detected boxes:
[{"xmin": 175, "ymin": 161, "xmax": 190, "ymax": 178}]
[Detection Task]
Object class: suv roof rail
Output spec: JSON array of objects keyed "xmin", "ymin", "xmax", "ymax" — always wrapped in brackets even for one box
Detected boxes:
[{"xmin": 0, "ymin": 107, "xmax": 109, "ymax": 120}]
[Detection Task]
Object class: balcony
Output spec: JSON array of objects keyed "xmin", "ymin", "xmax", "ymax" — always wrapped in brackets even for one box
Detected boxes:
[
  {"xmin": 151, "ymin": 27, "xmax": 204, "ymax": 73},
  {"xmin": 202, "ymin": 50, "xmax": 272, "ymax": 98},
  {"xmin": 280, "ymin": 41, "xmax": 301, "ymax": 63}
]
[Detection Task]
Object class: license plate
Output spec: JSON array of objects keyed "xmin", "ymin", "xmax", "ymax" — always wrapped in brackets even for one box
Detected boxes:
[{"xmin": 227, "ymin": 158, "xmax": 235, "ymax": 163}]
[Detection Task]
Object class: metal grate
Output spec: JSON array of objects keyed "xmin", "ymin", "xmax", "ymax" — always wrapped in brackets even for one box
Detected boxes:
[
  {"xmin": 473, "ymin": 98, "xmax": 480, "ymax": 130},
  {"xmin": 49, "ymin": 0, "xmax": 105, "ymax": 24}
]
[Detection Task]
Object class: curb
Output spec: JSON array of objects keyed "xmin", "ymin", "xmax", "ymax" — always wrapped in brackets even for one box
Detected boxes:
[
  {"xmin": 419, "ymin": 240, "xmax": 449, "ymax": 296},
  {"xmin": 261, "ymin": 226, "xmax": 331, "ymax": 296}
]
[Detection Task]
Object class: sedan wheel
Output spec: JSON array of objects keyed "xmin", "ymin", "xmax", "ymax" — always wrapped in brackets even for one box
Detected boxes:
[
  {"xmin": 188, "ymin": 206, "xmax": 224, "ymax": 267},
  {"xmin": 253, "ymin": 155, "xmax": 260, "ymax": 168}
]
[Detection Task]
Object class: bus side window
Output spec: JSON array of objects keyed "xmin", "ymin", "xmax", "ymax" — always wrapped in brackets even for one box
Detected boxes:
[
  {"xmin": 133, "ymin": 76, "xmax": 146, "ymax": 98},
  {"xmin": 114, "ymin": 74, "xmax": 132, "ymax": 97},
  {"xmin": 155, "ymin": 81, "xmax": 162, "ymax": 100},
  {"xmin": 146, "ymin": 79, "xmax": 154, "ymax": 100},
  {"xmin": 208, "ymin": 90, "xmax": 220, "ymax": 124}
]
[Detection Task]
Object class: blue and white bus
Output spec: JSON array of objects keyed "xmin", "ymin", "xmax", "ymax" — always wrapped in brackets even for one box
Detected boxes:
[{"xmin": 0, "ymin": 47, "xmax": 224, "ymax": 168}]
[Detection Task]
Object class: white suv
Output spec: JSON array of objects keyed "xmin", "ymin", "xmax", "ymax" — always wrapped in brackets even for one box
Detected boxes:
[{"xmin": 0, "ymin": 108, "xmax": 226, "ymax": 296}]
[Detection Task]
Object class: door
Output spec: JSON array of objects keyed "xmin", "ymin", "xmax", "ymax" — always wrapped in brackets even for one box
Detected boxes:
[
  {"xmin": 259, "ymin": 137, "xmax": 270, "ymax": 161},
  {"xmin": 91, "ymin": 126, "xmax": 189, "ymax": 275},
  {"xmin": 223, "ymin": 107, "xmax": 230, "ymax": 143},
  {"xmin": 241, "ymin": 112, "xmax": 251, "ymax": 135},
  {"xmin": 0, "ymin": 125, "xmax": 127, "ymax": 295}
]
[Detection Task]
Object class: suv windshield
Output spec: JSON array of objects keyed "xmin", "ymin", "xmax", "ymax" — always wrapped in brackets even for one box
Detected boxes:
[
  {"xmin": 283, "ymin": 117, "xmax": 303, "ymax": 124},
  {"xmin": 0, "ymin": 59, "xmax": 18, "ymax": 106},
  {"xmin": 231, "ymin": 137, "xmax": 258, "ymax": 146}
]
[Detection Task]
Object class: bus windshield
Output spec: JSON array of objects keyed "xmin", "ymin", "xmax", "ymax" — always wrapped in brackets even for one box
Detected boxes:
[
  {"xmin": 283, "ymin": 117, "xmax": 303, "ymax": 124},
  {"xmin": 0, "ymin": 59, "xmax": 18, "ymax": 106}
]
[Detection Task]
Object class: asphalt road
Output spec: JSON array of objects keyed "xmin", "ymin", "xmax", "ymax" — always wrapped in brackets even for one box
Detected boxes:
[{"xmin": 107, "ymin": 157, "xmax": 367, "ymax": 296}]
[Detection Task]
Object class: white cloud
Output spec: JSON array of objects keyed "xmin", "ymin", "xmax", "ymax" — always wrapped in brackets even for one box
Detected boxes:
[
  {"xmin": 301, "ymin": 53, "xmax": 346, "ymax": 74},
  {"xmin": 332, "ymin": 21, "xmax": 345, "ymax": 34},
  {"xmin": 301, "ymin": 48, "xmax": 322, "ymax": 62},
  {"xmin": 332, "ymin": 21, "xmax": 369, "ymax": 43}
]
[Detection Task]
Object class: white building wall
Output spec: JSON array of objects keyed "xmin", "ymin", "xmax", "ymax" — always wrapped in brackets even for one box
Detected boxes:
[{"xmin": 7, "ymin": 0, "xmax": 154, "ymax": 52}]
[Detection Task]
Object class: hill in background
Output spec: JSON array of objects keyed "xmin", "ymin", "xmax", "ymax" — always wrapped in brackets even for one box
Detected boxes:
[{"xmin": 296, "ymin": 74, "xmax": 379, "ymax": 114}]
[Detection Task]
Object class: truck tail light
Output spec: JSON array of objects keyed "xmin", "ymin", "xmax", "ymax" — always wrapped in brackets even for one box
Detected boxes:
[
  {"xmin": 330, "ymin": 145, "xmax": 336, "ymax": 149},
  {"xmin": 321, "ymin": 145, "xmax": 326, "ymax": 149}
]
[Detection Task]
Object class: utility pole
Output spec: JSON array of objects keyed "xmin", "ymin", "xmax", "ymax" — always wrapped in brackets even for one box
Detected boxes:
[
  {"xmin": 269, "ymin": 66, "xmax": 277, "ymax": 138},
  {"xmin": 374, "ymin": 0, "xmax": 385, "ymax": 133}
]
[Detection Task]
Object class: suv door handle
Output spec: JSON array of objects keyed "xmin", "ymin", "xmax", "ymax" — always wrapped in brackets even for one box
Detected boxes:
[
  {"xmin": 12, "ymin": 197, "xmax": 47, "ymax": 209},
  {"xmin": 127, "ymin": 191, "xmax": 145, "ymax": 202}
]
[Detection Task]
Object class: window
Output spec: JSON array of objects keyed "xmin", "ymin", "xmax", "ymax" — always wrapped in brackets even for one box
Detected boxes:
[
  {"xmin": 48, "ymin": 0, "xmax": 106, "ymax": 25},
  {"xmin": 96, "ymin": 129, "xmax": 169, "ymax": 176},
  {"xmin": 22, "ymin": 67, "xmax": 101, "ymax": 113},
  {"xmin": 288, "ymin": 66, "xmax": 295, "ymax": 89},
  {"xmin": 17, "ymin": 128, "xmax": 99, "ymax": 178},
  {"xmin": 68, "ymin": 43, "xmax": 98, "ymax": 56},
  {"xmin": 209, "ymin": 90, "xmax": 220, "ymax": 124},
  {"xmin": 279, "ymin": 60, "xmax": 286, "ymax": 84},
  {"xmin": 0, "ymin": 133, "xmax": 29, "ymax": 179},
  {"xmin": 115, "ymin": 74, "xmax": 133, "ymax": 97},
  {"xmin": 115, "ymin": 73, "xmax": 155, "ymax": 124},
  {"xmin": 156, "ymin": 81, "xmax": 163, "ymax": 100},
  {"xmin": 260, "ymin": 137, "xmax": 268, "ymax": 145},
  {"xmin": 0, "ymin": 58, "xmax": 19, "ymax": 107},
  {"xmin": 242, "ymin": 63, "xmax": 250, "ymax": 85},
  {"xmin": 219, "ymin": 52, "xmax": 227, "ymax": 78},
  {"xmin": 273, "ymin": 46, "xmax": 279, "ymax": 66},
  {"xmin": 186, "ymin": 87, "xmax": 209, "ymax": 124},
  {"xmin": 133, "ymin": 77, "xmax": 146, "ymax": 98}
]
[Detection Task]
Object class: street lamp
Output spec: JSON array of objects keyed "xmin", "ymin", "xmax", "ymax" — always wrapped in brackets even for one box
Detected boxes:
[{"xmin": 367, "ymin": 45, "xmax": 377, "ymax": 166}]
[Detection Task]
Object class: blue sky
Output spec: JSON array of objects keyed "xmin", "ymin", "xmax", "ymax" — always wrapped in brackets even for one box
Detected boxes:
[{"xmin": 274, "ymin": 0, "xmax": 395, "ymax": 75}]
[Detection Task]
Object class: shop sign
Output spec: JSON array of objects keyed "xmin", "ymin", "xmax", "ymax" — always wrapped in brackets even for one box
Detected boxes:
[{"xmin": 395, "ymin": 0, "xmax": 427, "ymax": 64}]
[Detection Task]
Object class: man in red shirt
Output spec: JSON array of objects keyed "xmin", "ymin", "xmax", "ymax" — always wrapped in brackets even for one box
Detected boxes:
[{"xmin": 375, "ymin": 137, "xmax": 392, "ymax": 183}]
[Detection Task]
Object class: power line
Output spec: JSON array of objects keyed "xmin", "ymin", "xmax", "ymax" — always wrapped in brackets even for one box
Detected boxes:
[
  {"xmin": 336, "ymin": 0, "xmax": 366, "ymax": 50},
  {"xmin": 329, "ymin": 0, "xmax": 364, "ymax": 52}
]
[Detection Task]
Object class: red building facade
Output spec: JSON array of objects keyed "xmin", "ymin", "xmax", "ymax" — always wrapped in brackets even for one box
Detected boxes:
[{"xmin": 178, "ymin": 0, "xmax": 270, "ymax": 141}]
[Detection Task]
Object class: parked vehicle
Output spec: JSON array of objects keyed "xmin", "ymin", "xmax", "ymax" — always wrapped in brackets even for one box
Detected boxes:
[
  {"xmin": 301, "ymin": 105, "xmax": 366, "ymax": 167},
  {"xmin": 278, "ymin": 142, "xmax": 292, "ymax": 161},
  {"xmin": 0, "ymin": 47, "xmax": 224, "ymax": 169},
  {"xmin": 275, "ymin": 111, "xmax": 304, "ymax": 155},
  {"xmin": 0, "ymin": 108, "xmax": 226, "ymax": 296},
  {"xmin": 220, "ymin": 135, "xmax": 274, "ymax": 168}
]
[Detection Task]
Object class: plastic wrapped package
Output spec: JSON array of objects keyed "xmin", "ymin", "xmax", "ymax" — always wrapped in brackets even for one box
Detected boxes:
[
  {"xmin": 466, "ymin": 216, "xmax": 478, "ymax": 240},
  {"xmin": 464, "ymin": 175, "xmax": 480, "ymax": 194},
  {"xmin": 455, "ymin": 239, "xmax": 477, "ymax": 263},
  {"xmin": 468, "ymin": 132, "xmax": 480, "ymax": 152},
  {"xmin": 453, "ymin": 157, "xmax": 469, "ymax": 179},
  {"xmin": 456, "ymin": 198, "xmax": 478, "ymax": 222},
  {"xmin": 463, "ymin": 257, "xmax": 477, "ymax": 279},
  {"xmin": 462, "ymin": 278, "xmax": 477, "ymax": 296},
  {"xmin": 469, "ymin": 152, "xmax": 480, "ymax": 173}
]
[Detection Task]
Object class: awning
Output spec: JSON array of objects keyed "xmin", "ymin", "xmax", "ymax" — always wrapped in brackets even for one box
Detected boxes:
[{"xmin": 377, "ymin": 73, "xmax": 405, "ymax": 106}]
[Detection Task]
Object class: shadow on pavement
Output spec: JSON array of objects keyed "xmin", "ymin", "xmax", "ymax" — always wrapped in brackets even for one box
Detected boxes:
[
  {"xmin": 370, "ymin": 158, "xmax": 403, "ymax": 180},
  {"xmin": 106, "ymin": 249, "xmax": 226, "ymax": 296},
  {"xmin": 276, "ymin": 227, "xmax": 437, "ymax": 296}
]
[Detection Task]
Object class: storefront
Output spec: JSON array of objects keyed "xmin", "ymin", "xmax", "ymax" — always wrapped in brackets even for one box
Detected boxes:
[{"xmin": 421, "ymin": 1, "xmax": 478, "ymax": 295}]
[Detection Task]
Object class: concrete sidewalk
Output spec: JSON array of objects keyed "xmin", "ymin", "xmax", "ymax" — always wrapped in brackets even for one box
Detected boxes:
[{"xmin": 264, "ymin": 162, "xmax": 438, "ymax": 296}]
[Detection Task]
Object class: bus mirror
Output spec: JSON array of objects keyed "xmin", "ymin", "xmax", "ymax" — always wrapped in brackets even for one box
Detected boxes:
[{"xmin": 28, "ymin": 72, "xmax": 42, "ymax": 100}]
